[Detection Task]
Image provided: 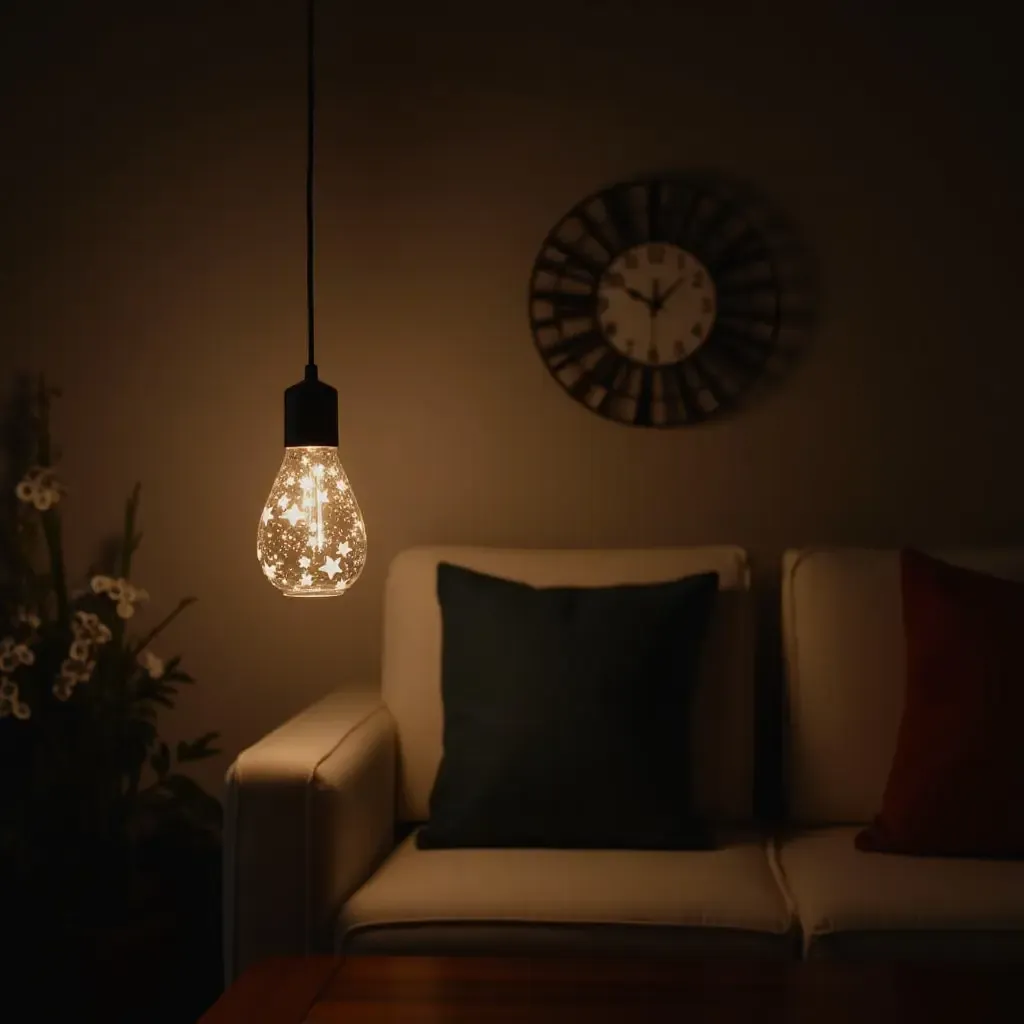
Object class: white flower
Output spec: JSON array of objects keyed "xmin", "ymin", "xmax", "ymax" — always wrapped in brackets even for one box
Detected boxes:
[
  {"xmin": 91, "ymin": 575, "xmax": 115, "ymax": 594},
  {"xmin": 15, "ymin": 466, "xmax": 62, "ymax": 510},
  {"xmin": 277, "ymin": 495, "xmax": 290, "ymax": 510},
  {"xmin": 261, "ymin": 506, "xmax": 273, "ymax": 525},
  {"xmin": 298, "ymin": 556, "xmax": 311, "ymax": 569},
  {"xmin": 300, "ymin": 572, "xmax": 313, "ymax": 587},
  {"xmin": 337, "ymin": 541, "xmax": 352, "ymax": 557},
  {"xmin": 300, "ymin": 475, "xmax": 315, "ymax": 491},
  {"xmin": 138, "ymin": 650, "xmax": 164, "ymax": 679},
  {"xmin": 262, "ymin": 562, "xmax": 277, "ymax": 581},
  {"xmin": 95, "ymin": 577, "xmax": 147, "ymax": 616},
  {"xmin": 336, "ymin": 479, "xmax": 348, "ymax": 493},
  {"xmin": 69, "ymin": 639, "xmax": 90, "ymax": 661},
  {"xmin": 334, "ymin": 580, "xmax": 349, "ymax": 592},
  {"xmin": 72, "ymin": 611, "xmax": 112, "ymax": 645},
  {"xmin": 59, "ymin": 657, "xmax": 94, "ymax": 688}
]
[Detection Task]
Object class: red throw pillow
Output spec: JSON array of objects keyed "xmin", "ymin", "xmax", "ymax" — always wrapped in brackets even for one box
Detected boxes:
[{"xmin": 856, "ymin": 547, "xmax": 1024, "ymax": 858}]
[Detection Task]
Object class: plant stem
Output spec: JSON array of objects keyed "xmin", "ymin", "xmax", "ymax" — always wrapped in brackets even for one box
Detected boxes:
[
  {"xmin": 41, "ymin": 510, "xmax": 69, "ymax": 626},
  {"xmin": 132, "ymin": 596, "xmax": 197, "ymax": 656},
  {"xmin": 35, "ymin": 377, "xmax": 69, "ymax": 624}
]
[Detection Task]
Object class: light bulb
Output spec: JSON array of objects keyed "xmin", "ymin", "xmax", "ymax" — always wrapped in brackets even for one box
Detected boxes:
[{"xmin": 257, "ymin": 446, "xmax": 366, "ymax": 597}]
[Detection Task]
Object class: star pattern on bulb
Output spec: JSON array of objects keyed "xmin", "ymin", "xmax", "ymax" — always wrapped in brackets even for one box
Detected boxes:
[
  {"xmin": 319, "ymin": 556, "xmax": 342, "ymax": 579},
  {"xmin": 258, "ymin": 448, "xmax": 366, "ymax": 597},
  {"xmin": 281, "ymin": 504, "xmax": 304, "ymax": 527}
]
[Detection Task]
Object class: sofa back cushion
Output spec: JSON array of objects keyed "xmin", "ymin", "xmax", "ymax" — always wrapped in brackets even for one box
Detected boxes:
[
  {"xmin": 782, "ymin": 546, "xmax": 1024, "ymax": 825},
  {"xmin": 383, "ymin": 546, "xmax": 753, "ymax": 823}
]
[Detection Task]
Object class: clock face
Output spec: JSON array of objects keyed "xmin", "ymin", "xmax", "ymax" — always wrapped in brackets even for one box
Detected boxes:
[
  {"xmin": 597, "ymin": 244, "xmax": 716, "ymax": 366},
  {"xmin": 528, "ymin": 176, "xmax": 782, "ymax": 427}
]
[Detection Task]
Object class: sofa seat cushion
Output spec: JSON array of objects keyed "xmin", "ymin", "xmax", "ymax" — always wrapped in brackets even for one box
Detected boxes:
[
  {"xmin": 338, "ymin": 831, "xmax": 794, "ymax": 957},
  {"xmin": 777, "ymin": 827, "xmax": 1024, "ymax": 961}
]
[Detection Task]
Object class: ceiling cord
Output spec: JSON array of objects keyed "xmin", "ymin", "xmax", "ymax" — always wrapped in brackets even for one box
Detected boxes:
[{"xmin": 305, "ymin": 0, "xmax": 316, "ymax": 372}]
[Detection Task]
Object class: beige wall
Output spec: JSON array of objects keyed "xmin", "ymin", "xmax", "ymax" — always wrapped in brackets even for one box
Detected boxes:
[{"xmin": 3, "ymin": 3, "xmax": 1022, "ymax": 798}]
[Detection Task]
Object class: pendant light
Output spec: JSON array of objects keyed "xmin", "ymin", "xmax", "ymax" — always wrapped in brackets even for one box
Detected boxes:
[{"xmin": 257, "ymin": 0, "xmax": 366, "ymax": 597}]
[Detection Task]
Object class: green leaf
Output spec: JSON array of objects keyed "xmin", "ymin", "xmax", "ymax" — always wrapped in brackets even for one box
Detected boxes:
[
  {"xmin": 176, "ymin": 732, "xmax": 221, "ymax": 762},
  {"xmin": 150, "ymin": 741, "xmax": 170, "ymax": 779}
]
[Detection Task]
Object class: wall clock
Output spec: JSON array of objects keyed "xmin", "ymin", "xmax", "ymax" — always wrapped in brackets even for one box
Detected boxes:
[{"xmin": 528, "ymin": 175, "xmax": 782, "ymax": 427}]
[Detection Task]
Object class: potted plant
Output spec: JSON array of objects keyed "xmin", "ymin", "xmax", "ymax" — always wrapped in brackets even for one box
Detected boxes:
[{"xmin": 0, "ymin": 376, "xmax": 222, "ymax": 1006}]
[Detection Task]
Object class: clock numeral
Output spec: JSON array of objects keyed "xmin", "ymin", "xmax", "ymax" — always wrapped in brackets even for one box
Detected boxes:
[
  {"xmin": 624, "ymin": 251, "xmax": 639, "ymax": 270},
  {"xmin": 673, "ymin": 339, "xmax": 685, "ymax": 359},
  {"xmin": 648, "ymin": 245, "xmax": 665, "ymax": 265},
  {"xmin": 692, "ymin": 270, "xmax": 704, "ymax": 287},
  {"xmin": 605, "ymin": 320, "xmax": 618, "ymax": 337},
  {"xmin": 702, "ymin": 295, "xmax": 714, "ymax": 314},
  {"xmin": 624, "ymin": 338, "xmax": 635, "ymax": 354},
  {"xmin": 691, "ymin": 323, "xmax": 704, "ymax": 339}
]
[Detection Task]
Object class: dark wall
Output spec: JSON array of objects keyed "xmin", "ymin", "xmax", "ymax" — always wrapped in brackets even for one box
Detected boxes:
[{"xmin": 3, "ymin": 2, "xmax": 1022, "ymax": 796}]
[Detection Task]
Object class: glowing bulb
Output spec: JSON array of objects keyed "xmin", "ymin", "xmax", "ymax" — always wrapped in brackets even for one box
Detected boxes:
[{"xmin": 257, "ymin": 446, "xmax": 366, "ymax": 597}]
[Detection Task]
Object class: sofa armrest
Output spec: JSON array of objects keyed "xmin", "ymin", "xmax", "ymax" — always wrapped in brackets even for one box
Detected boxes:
[{"xmin": 223, "ymin": 690, "xmax": 396, "ymax": 982}]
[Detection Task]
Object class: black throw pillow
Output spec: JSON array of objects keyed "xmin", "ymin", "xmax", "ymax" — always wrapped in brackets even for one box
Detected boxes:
[{"xmin": 416, "ymin": 563, "xmax": 719, "ymax": 851}]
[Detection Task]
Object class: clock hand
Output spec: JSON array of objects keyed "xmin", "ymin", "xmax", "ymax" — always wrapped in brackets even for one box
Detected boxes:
[
  {"xmin": 655, "ymin": 275, "xmax": 685, "ymax": 308},
  {"xmin": 624, "ymin": 285, "xmax": 654, "ymax": 308}
]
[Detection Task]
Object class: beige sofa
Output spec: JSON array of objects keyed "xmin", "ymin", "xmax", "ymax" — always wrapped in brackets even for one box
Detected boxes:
[{"xmin": 223, "ymin": 545, "xmax": 1024, "ymax": 982}]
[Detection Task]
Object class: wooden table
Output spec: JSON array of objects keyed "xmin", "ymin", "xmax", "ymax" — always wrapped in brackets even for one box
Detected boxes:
[{"xmin": 200, "ymin": 955, "xmax": 1020, "ymax": 1023}]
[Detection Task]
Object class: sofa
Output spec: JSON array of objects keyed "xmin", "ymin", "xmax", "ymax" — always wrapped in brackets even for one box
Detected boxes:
[{"xmin": 223, "ymin": 545, "xmax": 1024, "ymax": 982}]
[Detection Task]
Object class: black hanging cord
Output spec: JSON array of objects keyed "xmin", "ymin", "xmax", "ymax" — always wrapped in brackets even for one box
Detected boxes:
[{"xmin": 305, "ymin": 0, "xmax": 316, "ymax": 372}]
